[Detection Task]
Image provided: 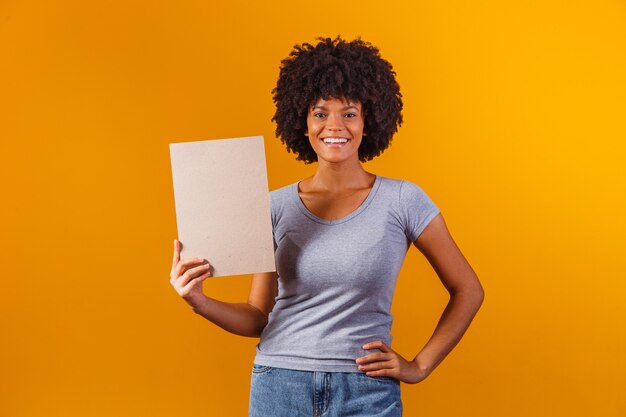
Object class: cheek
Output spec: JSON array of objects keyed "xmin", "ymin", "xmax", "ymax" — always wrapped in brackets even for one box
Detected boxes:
[
  {"xmin": 308, "ymin": 136, "xmax": 320, "ymax": 151},
  {"xmin": 307, "ymin": 119, "xmax": 321, "ymax": 133}
]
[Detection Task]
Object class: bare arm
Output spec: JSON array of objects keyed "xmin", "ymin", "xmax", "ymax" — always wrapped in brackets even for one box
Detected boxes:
[
  {"xmin": 411, "ymin": 213, "xmax": 485, "ymax": 375},
  {"xmin": 190, "ymin": 271, "xmax": 278, "ymax": 337},
  {"xmin": 356, "ymin": 213, "xmax": 485, "ymax": 383},
  {"xmin": 170, "ymin": 239, "xmax": 278, "ymax": 338}
]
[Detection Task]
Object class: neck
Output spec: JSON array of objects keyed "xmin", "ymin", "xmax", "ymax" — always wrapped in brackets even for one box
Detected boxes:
[{"xmin": 309, "ymin": 158, "xmax": 374, "ymax": 192}]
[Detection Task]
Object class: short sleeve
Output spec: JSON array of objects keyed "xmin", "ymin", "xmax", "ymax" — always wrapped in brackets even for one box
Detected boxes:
[
  {"xmin": 399, "ymin": 180, "xmax": 441, "ymax": 242},
  {"xmin": 270, "ymin": 196, "xmax": 278, "ymax": 252}
]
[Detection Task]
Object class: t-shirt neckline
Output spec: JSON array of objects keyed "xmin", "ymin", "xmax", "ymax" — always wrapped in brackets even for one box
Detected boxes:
[{"xmin": 293, "ymin": 175, "xmax": 382, "ymax": 225}]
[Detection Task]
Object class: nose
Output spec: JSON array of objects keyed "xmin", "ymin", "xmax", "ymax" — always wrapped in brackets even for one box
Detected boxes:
[{"xmin": 326, "ymin": 114, "xmax": 345, "ymax": 131}]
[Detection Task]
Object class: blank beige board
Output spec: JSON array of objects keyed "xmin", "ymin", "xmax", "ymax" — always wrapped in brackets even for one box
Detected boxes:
[{"xmin": 169, "ymin": 136, "xmax": 276, "ymax": 277}]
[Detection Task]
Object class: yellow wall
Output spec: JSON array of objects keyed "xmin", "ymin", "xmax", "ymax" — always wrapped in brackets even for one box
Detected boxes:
[{"xmin": 1, "ymin": 1, "xmax": 624, "ymax": 416}]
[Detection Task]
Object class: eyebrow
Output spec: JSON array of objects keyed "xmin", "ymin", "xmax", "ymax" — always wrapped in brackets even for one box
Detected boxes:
[{"xmin": 311, "ymin": 105, "xmax": 360, "ymax": 111}]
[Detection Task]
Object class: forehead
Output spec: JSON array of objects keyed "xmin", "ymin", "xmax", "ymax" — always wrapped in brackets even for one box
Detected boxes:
[{"xmin": 309, "ymin": 97, "xmax": 362, "ymax": 110}]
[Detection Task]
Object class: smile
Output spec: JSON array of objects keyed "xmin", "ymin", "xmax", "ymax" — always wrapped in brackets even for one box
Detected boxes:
[{"xmin": 321, "ymin": 137, "xmax": 350, "ymax": 147}]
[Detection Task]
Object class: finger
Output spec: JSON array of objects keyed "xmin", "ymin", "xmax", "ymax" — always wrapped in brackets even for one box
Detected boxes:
[
  {"xmin": 171, "ymin": 239, "xmax": 181, "ymax": 272},
  {"xmin": 172, "ymin": 265, "xmax": 212, "ymax": 291},
  {"xmin": 355, "ymin": 352, "xmax": 388, "ymax": 364},
  {"xmin": 179, "ymin": 263, "xmax": 212, "ymax": 286},
  {"xmin": 362, "ymin": 341, "xmax": 391, "ymax": 353},
  {"xmin": 358, "ymin": 360, "xmax": 393, "ymax": 373},
  {"xmin": 179, "ymin": 262, "xmax": 211, "ymax": 284},
  {"xmin": 172, "ymin": 256, "xmax": 202, "ymax": 281},
  {"xmin": 183, "ymin": 271, "xmax": 212, "ymax": 291},
  {"xmin": 359, "ymin": 362, "xmax": 388, "ymax": 372},
  {"xmin": 365, "ymin": 369, "xmax": 394, "ymax": 378},
  {"xmin": 174, "ymin": 257, "xmax": 209, "ymax": 279}
]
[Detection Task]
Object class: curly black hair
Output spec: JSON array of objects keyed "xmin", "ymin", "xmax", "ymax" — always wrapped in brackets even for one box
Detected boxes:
[{"xmin": 271, "ymin": 35, "xmax": 403, "ymax": 164}]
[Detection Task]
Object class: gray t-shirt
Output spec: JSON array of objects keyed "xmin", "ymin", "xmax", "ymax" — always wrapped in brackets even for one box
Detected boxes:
[{"xmin": 253, "ymin": 175, "xmax": 441, "ymax": 372}]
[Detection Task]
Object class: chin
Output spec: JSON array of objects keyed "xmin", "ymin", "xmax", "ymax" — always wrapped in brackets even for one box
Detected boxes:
[{"xmin": 318, "ymin": 154, "xmax": 359, "ymax": 164}]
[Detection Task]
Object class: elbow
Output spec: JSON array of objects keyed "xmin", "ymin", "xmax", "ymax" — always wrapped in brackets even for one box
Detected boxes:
[
  {"xmin": 242, "ymin": 309, "xmax": 269, "ymax": 338},
  {"xmin": 250, "ymin": 304, "xmax": 270, "ymax": 337},
  {"xmin": 472, "ymin": 281, "xmax": 485, "ymax": 311},
  {"xmin": 451, "ymin": 281, "xmax": 484, "ymax": 310},
  {"xmin": 470, "ymin": 275, "xmax": 484, "ymax": 297},
  {"xmin": 251, "ymin": 318, "xmax": 269, "ymax": 338},
  {"xmin": 468, "ymin": 278, "xmax": 485, "ymax": 304},
  {"xmin": 231, "ymin": 322, "xmax": 267, "ymax": 338}
]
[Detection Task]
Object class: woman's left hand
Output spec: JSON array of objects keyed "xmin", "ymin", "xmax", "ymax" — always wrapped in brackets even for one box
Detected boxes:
[{"xmin": 355, "ymin": 341, "xmax": 430, "ymax": 384}]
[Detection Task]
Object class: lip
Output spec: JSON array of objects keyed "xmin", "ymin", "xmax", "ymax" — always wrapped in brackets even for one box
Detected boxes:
[{"xmin": 320, "ymin": 137, "xmax": 351, "ymax": 148}]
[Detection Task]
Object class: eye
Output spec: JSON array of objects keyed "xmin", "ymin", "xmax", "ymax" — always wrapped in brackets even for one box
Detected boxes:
[
  {"xmin": 345, "ymin": 113, "xmax": 357, "ymax": 118},
  {"xmin": 313, "ymin": 112, "xmax": 326, "ymax": 118}
]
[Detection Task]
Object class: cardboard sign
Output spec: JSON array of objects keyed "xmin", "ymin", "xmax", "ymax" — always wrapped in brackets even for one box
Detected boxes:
[{"xmin": 169, "ymin": 136, "xmax": 275, "ymax": 277}]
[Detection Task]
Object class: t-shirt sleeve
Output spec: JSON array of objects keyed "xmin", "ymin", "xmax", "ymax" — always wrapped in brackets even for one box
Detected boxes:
[
  {"xmin": 399, "ymin": 180, "xmax": 441, "ymax": 242},
  {"xmin": 269, "ymin": 190, "xmax": 279, "ymax": 252}
]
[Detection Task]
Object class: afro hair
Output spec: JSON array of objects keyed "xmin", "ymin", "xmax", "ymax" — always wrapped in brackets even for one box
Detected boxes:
[{"xmin": 271, "ymin": 35, "xmax": 404, "ymax": 164}]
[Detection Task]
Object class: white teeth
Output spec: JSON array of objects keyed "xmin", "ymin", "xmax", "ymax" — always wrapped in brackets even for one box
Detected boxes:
[{"xmin": 323, "ymin": 138, "xmax": 349, "ymax": 143}]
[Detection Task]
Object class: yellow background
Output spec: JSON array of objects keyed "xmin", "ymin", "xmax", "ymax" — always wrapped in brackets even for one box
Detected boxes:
[{"xmin": 1, "ymin": 1, "xmax": 625, "ymax": 416}]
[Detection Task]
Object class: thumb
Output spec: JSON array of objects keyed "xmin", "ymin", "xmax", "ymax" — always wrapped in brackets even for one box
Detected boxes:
[{"xmin": 172, "ymin": 239, "xmax": 181, "ymax": 269}]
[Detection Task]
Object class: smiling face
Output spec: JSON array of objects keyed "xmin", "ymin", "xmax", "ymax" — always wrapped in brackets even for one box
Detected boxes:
[{"xmin": 305, "ymin": 96, "xmax": 365, "ymax": 164}]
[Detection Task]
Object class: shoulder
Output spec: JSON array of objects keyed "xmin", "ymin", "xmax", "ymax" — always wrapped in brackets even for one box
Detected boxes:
[
  {"xmin": 378, "ymin": 175, "xmax": 439, "ymax": 216},
  {"xmin": 375, "ymin": 175, "xmax": 428, "ymax": 200},
  {"xmin": 269, "ymin": 182, "xmax": 294, "ymax": 201},
  {"xmin": 269, "ymin": 181, "xmax": 297, "ymax": 218},
  {"xmin": 396, "ymin": 178, "xmax": 436, "ymax": 203},
  {"xmin": 375, "ymin": 175, "xmax": 404, "ymax": 193}
]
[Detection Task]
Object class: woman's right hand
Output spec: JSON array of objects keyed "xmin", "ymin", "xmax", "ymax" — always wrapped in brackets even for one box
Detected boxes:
[{"xmin": 169, "ymin": 239, "xmax": 212, "ymax": 308}]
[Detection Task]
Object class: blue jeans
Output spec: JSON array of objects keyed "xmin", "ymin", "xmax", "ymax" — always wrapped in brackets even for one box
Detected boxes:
[{"xmin": 249, "ymin": 364, "xmax": 402, "ymax": 416}]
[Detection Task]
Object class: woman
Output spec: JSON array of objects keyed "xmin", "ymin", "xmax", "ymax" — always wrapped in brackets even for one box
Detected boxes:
[{"xmin": 170, "ymin": 36, "xmax": 484, "ymax": 416}]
